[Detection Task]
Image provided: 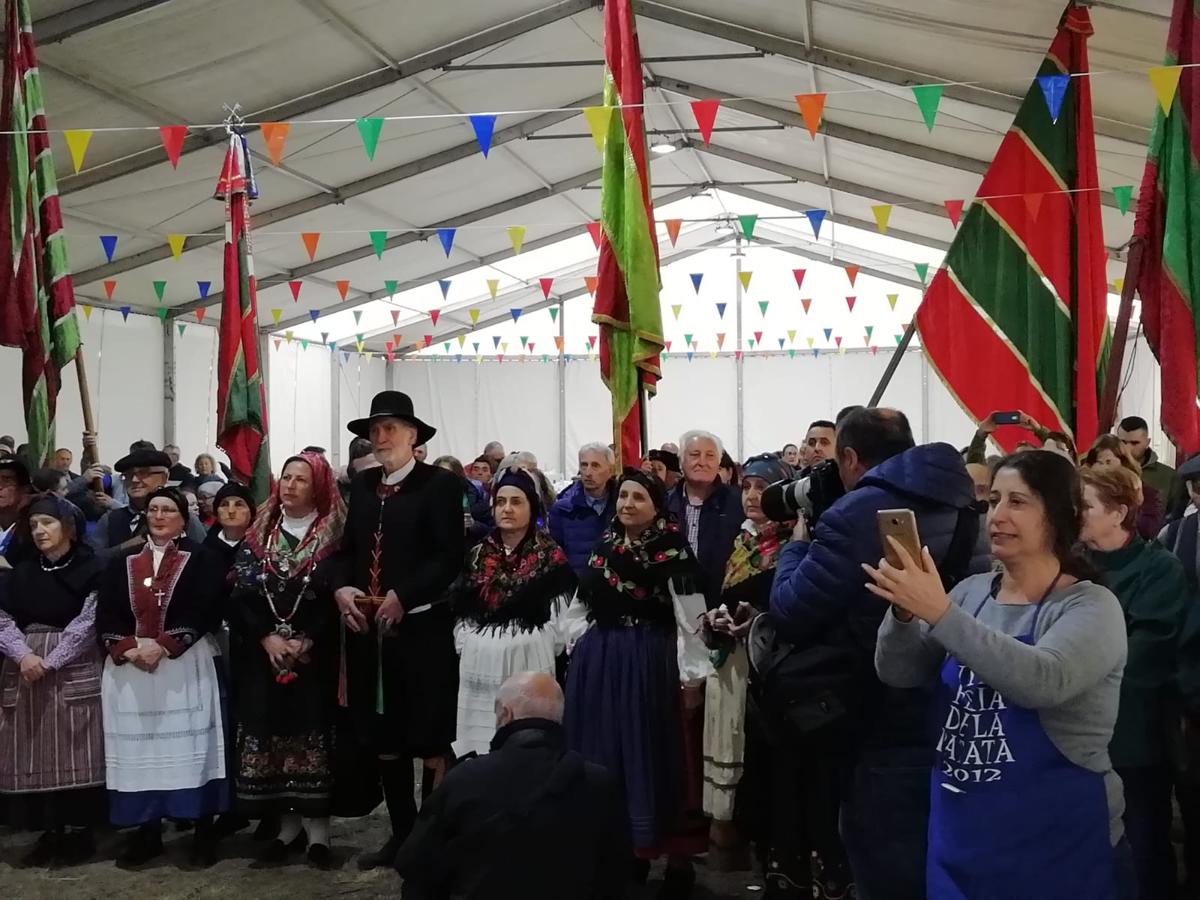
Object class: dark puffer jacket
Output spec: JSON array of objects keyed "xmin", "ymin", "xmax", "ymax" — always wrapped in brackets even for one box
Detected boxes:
[{"xmin": 548, "ymin": 480, "xmax": 614, "ymax": 577}]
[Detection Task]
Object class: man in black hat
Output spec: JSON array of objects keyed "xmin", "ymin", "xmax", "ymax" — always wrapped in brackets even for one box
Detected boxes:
[
  {"xmin": 332, "ymin": 390, "xmax": 465, "ymax": 870},
  {"xmin": 0, "ymin": 457, "xmax": 32, "ymax": 566},
  {"xmin": 88, "ymin": 447, "xmax": 206, "ymax": 557}
]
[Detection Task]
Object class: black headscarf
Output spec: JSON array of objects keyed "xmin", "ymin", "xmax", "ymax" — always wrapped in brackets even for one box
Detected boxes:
[
  {"xmin": 213, "ymin": 480, "xmax": 256, "ymax": 512},
  {"xmin": 146, "ymin": 485, "xmax": 191, "ymax": 525}
]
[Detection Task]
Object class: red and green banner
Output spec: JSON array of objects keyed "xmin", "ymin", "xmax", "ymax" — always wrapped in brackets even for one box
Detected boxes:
[
  {"xmin": 592, "ymin": 0, "xmax": 664, "ymax": 468},
  {"xmin": 0, "ymin": 0, "xmax": 81, "ymax": 466},
  {"xmin": 916, "ymin": 4, "xmax": 1109, "ymax": 453},
  {"xmin": 215, "ymin": 132, "xmax": 270, "ymax": 502},
  {"xmin": 1134, "ymin": 0, "xmax": 1200, "ymax": 454}
]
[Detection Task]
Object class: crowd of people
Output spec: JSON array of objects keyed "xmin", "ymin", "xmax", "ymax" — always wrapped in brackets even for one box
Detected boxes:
[{"xmin": 0, "ymin": 401, "xmax": 1198, "ymax": 900}]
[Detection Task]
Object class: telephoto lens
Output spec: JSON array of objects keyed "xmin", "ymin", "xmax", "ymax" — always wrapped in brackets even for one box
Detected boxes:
[{"xmin": 759, "ymin": 459, "xmax": 845, "ymax": 526}]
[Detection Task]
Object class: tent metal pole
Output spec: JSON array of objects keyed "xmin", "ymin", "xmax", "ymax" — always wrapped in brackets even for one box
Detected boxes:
[
  {"xmin": 734, "ymin": 233, "xmax": 745, "ymax": 460},
  {"xmin": 162, "ymin": 317, "xmax": 176, "ymax": 446}
]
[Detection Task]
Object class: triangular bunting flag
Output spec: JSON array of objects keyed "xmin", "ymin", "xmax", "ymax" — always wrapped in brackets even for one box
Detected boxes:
[
  {"xmin": 159, "ymin": 125, "xmax": 187, "ymax": 167},
  {"xmin": 690, "ymin": 273, "xmax": 703, "ymax": 293},
  {"xmin": 738, "ymin": 214, "xmax": 758, "ymax": 241},
  {"xmin": 167, "ymin": 234, "xmax": 186, "ymax": 259},
  {"xmin": 152, "ymin": 281, "xmax": 166, "ymax": 301},
  {"xmin": 285, "ymin": 330, "xmax": 294, "ymax": 344},
  {"xmin": 356, "ymin": 117, "xmax": 384, "ymax": 160},
  {"xmin": 520, "ymin": 336, "xmax": 528, "ymax": 348},
  {"xmin": 582, "ymin": 106, "xmax": 613, "ymax": 151},
  {"xmin": 335, "ymin": 280, "xmax": 350, "ymax": 301},
  {"xmin": 911, "ymin": 84, "xmax": 944, "ymax": 131},
  {"xmin": 271, "ymin": 308, "xmax": 282, "ymax": 324},
  {"xmin": 716, "ymin": 333, "xmax": 725, "ymax": 349},
  {"xmin": 794, "ymin": 93, "xmax": 826, "ymax": 138},
  {"xmin": 778, "ymin": 338, "xmax": 785, "ymax": 349},
  {"xmin": 100, "ymin": 235, "xmax": 118, "ymax": 262},
  {"xmin": 738, "ymin": 271, "xmax": 752, "ymax": 292},
  {"xmin": 805, "ymin": 209, "xmax": 826, "ymax": 239},
  {"xmin": 287, "ymin": 280, "xmax": 302, "ymax": 302},
  {"xmin": 914, "ymin": 262, "xmax": 929, "ymax": 284},
  {"xmin": 846, "ymin": 296, "xmax": 857, "ymax": 312},
  {"xmin": 690, "ymin": 98, "xmax": 720, "ymax": 144},
  {"xmin": 370, "ymin": 231, "xmax": 388, "ymax": 258},
  {"xmin": 458, "ymin": 335, "xmax": 466, "ymax": 348},
  {"xmin": 178, "ymin": 323, "xmax": 187, "ymax": 337},
  {"xmin": 1113, "ymin": 185, "xmax": 1132, "ymax": 215},
  {"xmin": 273, "ymin": 338, "xmax": 281, "ymax": 351},
  {"xmin": 802, "ymin": 298, "xmax": 812, "ymax": 314},
  {"xmin": 301, "ymin": 339, "xmax": 309, "ymax": 351},
  {"xmin": 823, "ymin": 328, "xmax": 833, "ymax": 341},
  {"xmin": 835, "ymin": 336, "xmax": 843, "ymax": 348},
  {"xmin": 1149, "ymin": 65, "xmax": 1183, "ymax": 115},
  {"xmin": 486, "ymin": 279, "xmax": 499, "ymax": 299},
  {"xmin": 301, "ymin": 232, "xmax": 320, "ymax": 261},
  {"xmin": 103, "ymin": 280, "xmax": 116, "ymax": 300},
  {"xmin": 584, "ymin": 276, "xmax": 597, "ymax": 297},
  {"xmin": 671, "ymin": 304, "xmax": 682, "ymax": 319},
  {"xmin": 807, "ymin": 337, "xmax": 815, "ymax": 348},
  {"xmin": 789, "ymin": 349, "xmax": 796, "ymax": 359},
  {"xmin": 510, "ymin": 308, "xmax": 522, "ymax": 323},
  {"xmin": 63, "ymin": 130, "xmax": 92, "ymax": 174},
  {"xmin": 155, "ymin": 307, "xmax": 168, "ymax": 322},
  {"xmin": 844, "ymin": 265, "xmax": 859, "ymax": 286},
  {"xmin": 436, "ymin": 228, "xmax": 456, "ymax": 257},
  {"xmin": 539, "ymin": 278, "xmax": 554, "ymax": 299},
  {"xmin": 753, "ymin": 331, "xmax": 763, "ymax": 344},
  {"xmin": 865, "ymin": 325, "xmax": 875, "ymax": 341},
  {"xmin": 438, "ymin": 279, "xmax": 451, "ymax": 299},
  {"xmin": 196, "ymin": 281, "xmax": 211, "ymax": 300},
  {"xmin": 871, "ymin": 204, "xmax": 891, "ymax": 233},
  {"xmin": 493, "ymin": 336, "xmax": 502, "ymax": 349},
  {"xmin": 548, "ymin": 307, "xmax": 559, "ymax": 323},
  {"xmin": 895, "ymin": 334, "xmax": 904, "ymax": 345},
  {"xmin": 260, "ymin": 122, "xmax": 290, "ymax": 165},
  {"xmin": 470, "ymin": 309, "xmax": 481, "ymax": 324},
  {"xmin": 758, "ymin": 301, "xmax": 769, "ymax": 315},
  {"xmin": 507, "ymin": 226, "xmax": 525, "ymax": 255},
  {"xmin": 309, "ymin": 309, "xmax": 320, "ymax": 322},
  {"xmin": 353, "ymin": 310, "xmax": 363, "ymax": 324},
  {"xmin": 194, "ymin": 308, "xmax": 206, "ymax": 324},
  {"xmin": 887, "ymin": 293, "xmax": 899, "ymax": 310},
  {"xmin": 469, "ymin": 114, "xmax": 497, "ymax": 156},
  {"xmin": 664, "ymin": 219, "xmax": 682, "ymax": 247},
  {"xmin": 429, "ymin": 309, "xmax": 441, "ymax": 326},
  {"xmin": 716, "ymin": 302, "xmax": 726, "ymax": 318},
  {"xmin": 119, "ymin": 306, "xmax": 130, "ymax": 321},
  {"xmin": 786, "ymin": 329, "xmax": 796, "ymax": 343},
  {"xmin": 1037, "ymin": 73, "xmax": 1070, "ymax": 123},
  {"xmin": 792, "ymin": 269, "xmax": 806, "ymax": 291},
  {"xmin": 554, "ymin": 336, "xmax": 564, "ymax": 352},
  {"xmin": 683, "ymin": 333, "xmax": 693, "ymax": 347},
  {"xmin": 586, "ymin": 222, "xmax": 602, "ymax": 249},
  {"xmin": 944, "ymin": 199, "xmax": 965, "ymax": 228},
  {"xmin": 385, "ymin": 280, "xmax": 398, "ymax": 296}
]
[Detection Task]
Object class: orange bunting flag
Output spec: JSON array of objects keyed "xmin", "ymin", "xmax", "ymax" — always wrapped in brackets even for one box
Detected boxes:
[
  {"xmin": 260, "ymin": 122, "xmax": 290, "ymax": 166},
  {"xmin": 716, "ymin": 333, "xmax": 725, "ymax": 349},
  {"xmin": 159, "ymin": 126, "xmax": 187, "ymax": 168},
  {"xmin": 664, "ymin": 219, "xmax": 682, "ymax": 247},
  {"xmin": 844, "ymin": 265, "xmax": 859, "ymax": 286},
  {"xmin": 584, "ymin": 275, "xmax": 598, "ymax": 297},
  {"xmin": 301, "ymin": 232, "xmax": 320, "ymax": 261},
  {"xmin": 795, "ymin": 93, "xmax": 826, "ymax": 138},
  {"xmin": 690, "ymin": 99, "xmax": 720, "ymax": 144},
  {"xmin": 103, "ymin": 280, "xmax": 117, "ymax": 300},
  {"xmin": 335, "ymin": 280, "xmax": 350, "ymax": 301},
  {"xmin": 554, "ymin": 335, "xmax": 564, "ymax": 352}
]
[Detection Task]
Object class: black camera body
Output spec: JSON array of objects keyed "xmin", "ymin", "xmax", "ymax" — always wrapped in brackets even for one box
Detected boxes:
[{"xmin": 760, "ymin": 459, "xmax": 845, "ymax": 526}]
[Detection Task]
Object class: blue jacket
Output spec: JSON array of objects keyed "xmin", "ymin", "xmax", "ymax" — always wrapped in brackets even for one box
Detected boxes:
[
  {"xmin": 769, "ymin": 443, "xmax": 977, "ymax": 745},
  {"xmin": 549, "ymin": 480, "xmax": 614, "ymax": 576},
  {"xmin": 665, "ymin": 480, "xmax": 744, "ymax": 609}
]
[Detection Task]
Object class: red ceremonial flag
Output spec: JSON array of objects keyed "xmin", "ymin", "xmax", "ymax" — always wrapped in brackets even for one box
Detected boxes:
[
  {"xmin": 215, "ymin": 132, "xmax": 270, "ymax": 501},
  {"xmin": 1133, "ymin": 0, "xmax": 1200, "ymax": 451},
  {"xmin": 915, "ymin": 5, "xmax": 1108, "ymax": 452}
]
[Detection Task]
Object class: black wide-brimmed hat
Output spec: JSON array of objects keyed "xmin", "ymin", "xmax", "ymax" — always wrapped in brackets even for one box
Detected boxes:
[
  {"xmin": 347, "ymin": 390, "xmax": 436, "ymax": 445},
  {"xmin": 114, "ymin": 448, "xmax": 172, "ymax": 473},
  {"xmin": 0, "ymin": 456, "xmax": 30, "ymax": 486}
]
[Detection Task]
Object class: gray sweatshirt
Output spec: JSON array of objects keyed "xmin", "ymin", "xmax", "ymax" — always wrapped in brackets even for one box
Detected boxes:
[{"xmin": 876, "ymin": 573, "xmax": 1128, "ymax": 844}]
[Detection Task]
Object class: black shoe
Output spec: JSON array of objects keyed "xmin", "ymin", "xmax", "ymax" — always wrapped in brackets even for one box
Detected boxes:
[
  {"xmin": 306, "ymin": 842, "xmax": 333, "ymax": 870},
  {"xmin": 764, "ymin": 857, "xmax": 806, "ymax": 898},
  {"xmin": 659, "ymin": 863, "xmax": 696, "ymax": 900},
  {"xmin": 255, "ymin": 829, "xmax": 307, "ymax": 865},
  {"xmin": 252, "ymin": 816, "xmax": 280, "ymax": 841},
  {"xmin": 631, "ymin": 857, "xmax": 651, "ymax": 884},
  {"xmin": 356, "ymin": 835, "xmax": 401, "ymax": 871},
  {"xmin": 116, "ymin": 823, "xmax": 164, "ymax": 869},
  {"xmin": 19, "ymin": 831, "xmax": 58, "ymax": 868},
  {"xmin": 190, "ymin": 822, "xmax": 218, "ymax": 869},
  {"xmin": 212, "ymin": 813, "xmax": 250, "ymax": 841},
  {"xmin": 54, "ymin": 829, "xmax": 95, "ymax": 867}
]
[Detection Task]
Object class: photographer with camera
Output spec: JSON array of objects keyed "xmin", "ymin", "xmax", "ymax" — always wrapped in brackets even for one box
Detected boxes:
[{"xmin": 762, "ymin": 408, "xmax": 977, "ymax": 900}]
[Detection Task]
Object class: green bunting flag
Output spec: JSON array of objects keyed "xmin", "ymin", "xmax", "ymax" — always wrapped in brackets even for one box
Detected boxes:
[
  {"xmin": 911, "ymin": 84, "xmax": 944, "ymax": 131},
  {"xmin": 1112, "ymin": 185, "xmax": 1133, "ymax": 215},
  {"xmin": 738, "ymin": 214, "xmax": 758, "ymax": 240},
  {"xmin": 153, "ymin": 280, "xmax": 167, "ymax": 301},
  {"xmin": 357, "ymin": 117, "xmax": 384, "ymax": 160},
  {"xmin": 370, "ymin": 231, "xmax": 388, "ymax": 258}
]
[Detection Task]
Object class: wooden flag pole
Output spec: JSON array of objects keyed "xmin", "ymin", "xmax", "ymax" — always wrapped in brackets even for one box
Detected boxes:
[
  {"xmin": 73, "ymin": 347, "xmax": 100, "ymax": 469},
  {"xmin": 868, "ymin": 320, "xmax": 917, "ymax": 407},
  {"xmin": 1097, "ymin": 238, "xmax": 1144, "ymax": 436}
]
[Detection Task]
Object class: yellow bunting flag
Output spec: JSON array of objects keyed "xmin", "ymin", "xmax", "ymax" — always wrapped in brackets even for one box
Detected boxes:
[
  {"xmin": 81, "ymin": 305, "xmax": 93, "ymax": 320},
  {"xmin": 507, "ymin": 226, "xmax": 525, "ymax": 255},
  {"xmin": 458, "ymin": 335, "xmax": 466, "ymax": 348},
  {"xmin": 469, "ymin": 308, "xmax": 481, "ymax": 324},
  {"xmin": 271, "ymin": 308, "xmax": 282, "ymax": 324},
  {"xmin": 786, "ymin": 329, "xmax": 796, "ymax": 343},
  {"xmin": 671, "ymin": 304, "xmax": 682, "ymax": 320},
  {"xmin": 738, "ymin": 271, "xmax": 753, "ymax": 292},
  {"xmin": 887, "ymin": 293, "xmax": 899, "ymax": 310},
  {"xmin": 871, "ymin": 204, "xmax": 892, "ymax": 234},
  {"xmin": 582, "ymin": 105, "xmax": 614, "ymax": 151},
  {"xmin": 63, "ymin": 130, "xmax": 93, "ymax": 174},
  {"xmin": 285, "ymin": 330, "xmax": 294, "ymax": 344},
  {"xmin": 167, "ymin": 234, "xmax": 186, "ymax": 259},
  {"xmin": 486, "ymin": 279, "xmax": 499, "ymax": 299},
  {"xmin": 1149, "ymin": 65, "xmax": 1183, "ymax": 116}
]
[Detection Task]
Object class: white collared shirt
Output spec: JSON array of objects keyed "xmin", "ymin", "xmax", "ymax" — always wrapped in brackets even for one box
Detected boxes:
[
  {"xmin": 382, "ymin": 457, "xmax": 417, "ymax": 486},
  {"xmin": 281, "ymin": 510, "xmax": 318, "ymax": 540}
]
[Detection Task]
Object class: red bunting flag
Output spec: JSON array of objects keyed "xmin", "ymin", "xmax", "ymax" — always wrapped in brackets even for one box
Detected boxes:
[
  {"xmin": 792, "ymin": 269, "xmax": 806, "ymax": 291},
  {"xmin": 429, "ymin": 309, "xmax": 440, "ymax": 326},
  {"xmin": 801, "ymin": 298, "xmax": 813, "ymax": 314},
  {"xmin": 690, "ymin": 99, "xmax": 720, "ymax": 144},
  {"xmin": 539, "ymin": 277, "xmax": 554, "ymax": 299},
  {"xmin": 753, "ymin": 331, "xmax": 763, "ymax": 344},
  {"xmin": 835, "ymin": 336, "xmax": 843, "ymax": 348},
  {"xmin": 195, "ymin": 308, "xmax": 206, "ymax": 324},
  {"xmin": 159, "ymin": 125, "xmax": 187, "ymax": 168},
  {"xmin": 944, "ymin": 199, "xmax": 965, "ymax": 228},
  {"xmin": 391, "ymin": 310, "xmax": 400, "ymax": 326},
  {"xmin": 664, "ymin": 219, "xmax": 682, "ymax": 246},
  {"xmin": 335, "ymin": 280, "xmax": 350, "ymax": 301},
  {"xmin": 846, "ymin": 296, "xmax": 857, "ymax": 312},
  {"xmin": 586, "ymin": 222, "xmax": 602, "ymax": 249},
  {"xmin": 103, "ymin": 280, "xmax": 116, "ymax": 299},
  {"xmin": 287, "ymin": 280, "xmax": 302, "ymax": 302}
]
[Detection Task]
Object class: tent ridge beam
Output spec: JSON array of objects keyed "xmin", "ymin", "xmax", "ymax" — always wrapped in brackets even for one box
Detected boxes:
[{"xmin": 58, "ymin": 0, "xmax": 598, "ymax": 195}]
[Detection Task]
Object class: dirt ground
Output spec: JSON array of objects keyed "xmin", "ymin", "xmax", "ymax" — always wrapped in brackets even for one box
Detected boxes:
[{"xmin": 0, "ymin": 811, "xmax": 767, "ymax": 899}]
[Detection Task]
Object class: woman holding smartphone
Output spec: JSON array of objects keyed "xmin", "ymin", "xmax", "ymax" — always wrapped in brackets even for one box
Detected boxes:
[{"xmin": 866, "ymin": 451, "xmax": 1134, "ymax": 899}]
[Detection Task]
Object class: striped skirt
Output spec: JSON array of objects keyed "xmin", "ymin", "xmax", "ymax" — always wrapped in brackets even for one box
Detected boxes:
[{"xmin": 0, "ymin": 626, "xmax": 106, "ymax": 795}]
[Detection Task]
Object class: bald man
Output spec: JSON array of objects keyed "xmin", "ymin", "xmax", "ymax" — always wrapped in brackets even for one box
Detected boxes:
[{"xmin": 395, "ymin": 672, "xmax": 628, "ymax": 899}]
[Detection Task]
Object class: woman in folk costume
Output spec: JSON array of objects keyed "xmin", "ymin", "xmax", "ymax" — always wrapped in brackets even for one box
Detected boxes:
[
  {"xmin": 96, "ymin": 486, "xmax": 230, "ymax": 868},
  {"xmin": 566, "ymin": 469, "xmax": 713, "ymax": 900},
  {"xmin": 453, "ymin": 467, "xmax": 576, "ymax": 757},
  {"xmin": 229, "ymin": 452, "xmax": 345, "ymax": 868},
  {"xmin": 700, "ymin": 454, "xmax": 794, "ymax": 870},
  {"xmin": 0, "ymin": 494, "xmax": 107, "ymax": 866}
]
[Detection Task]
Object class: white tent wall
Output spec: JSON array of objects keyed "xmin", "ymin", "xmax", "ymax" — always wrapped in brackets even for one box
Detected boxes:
[
  {"xmin": 173, "ymin": 322, "xmax": 220, "ymax": 466},
  {"xmin": 335, "ymin": 354, "xmax": 387, "ymax": 465},
  {"xmin": 267, "ymin": 341, "xmax": 334, "ymax": 471}
]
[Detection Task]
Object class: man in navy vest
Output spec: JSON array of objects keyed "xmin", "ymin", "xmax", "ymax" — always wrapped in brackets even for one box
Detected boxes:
[{"xmin": 549, "ymin": 443, "xmax": 615, "ymax": 577}]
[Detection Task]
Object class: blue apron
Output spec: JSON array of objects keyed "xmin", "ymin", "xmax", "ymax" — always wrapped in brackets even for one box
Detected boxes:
[{"xmin": 927, "ymin": 577, "xmax": 1115, "ymax": 899}]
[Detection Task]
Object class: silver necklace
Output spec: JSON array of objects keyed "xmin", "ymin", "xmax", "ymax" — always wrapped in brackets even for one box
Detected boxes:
[{"xmin": 39, "ymin": 553, "xmax": 71, "ymax": 572}]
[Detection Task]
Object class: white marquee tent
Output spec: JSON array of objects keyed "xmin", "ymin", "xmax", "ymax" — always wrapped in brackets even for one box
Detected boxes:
[{"xmin": 0, "ymin": 0, "xmax": 1176, "ymax": 476}]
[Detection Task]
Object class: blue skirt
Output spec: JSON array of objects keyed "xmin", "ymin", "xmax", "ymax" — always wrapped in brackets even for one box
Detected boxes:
[{"xmin": 565, "ymin": 625, "xmax": 682, "ymax": 850}]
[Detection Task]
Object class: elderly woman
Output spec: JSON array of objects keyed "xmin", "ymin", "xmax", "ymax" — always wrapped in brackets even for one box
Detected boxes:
[
  {"xmin": 1080, "ymin": 465, "xmax": 1188, "ymax": 899},
  {"xmin": 700, "ymin": 454, "xmax": 793, "ymax": 870},
  {"xmin": 228, "ymin": 452, "xmax": 345, "ymax": 868},
  {"xmin": 868, "ymin": 451, "xmax": 1134, "ymax": 899},
  {"xmin": 96, "ymin": 486, "xmax": 229, "ymax": 868},
  {"xmin": 453, "ymin": 467, "xmax": 576, "ymax": 757},
  {"xmin": 1084, "ymin": 434, "xmax": 1164, "ymax": 540},
  {"xmin": 0, "ymin": 495, "xmax": 106, "ymax": 866},
  {"xmin": 194, "ymin": 453, "xmax": 225, "ymax": 488},
  {"xmin": 566, "ymin": 469, "xmax": 712, "ymax": 898},
  {"xmin": 495, "ymin": 450, "xmax": 557, "ymax": 513}
]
